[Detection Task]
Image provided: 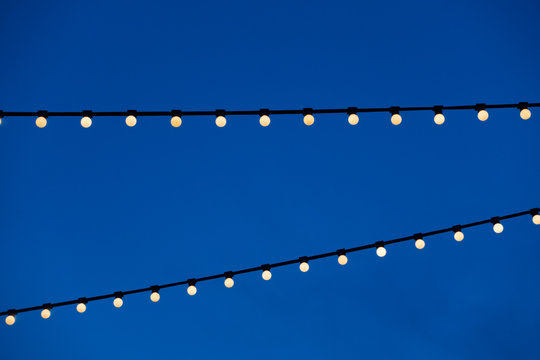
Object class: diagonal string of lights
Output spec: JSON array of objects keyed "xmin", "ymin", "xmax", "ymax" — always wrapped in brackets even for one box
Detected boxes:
[
  {"xmin": 0, "ymin": 102, "xmax": 537, "ymax": 128},
  {"xmin": 3, "ymin": 208, "xmax": 539, "ymax": 325}
]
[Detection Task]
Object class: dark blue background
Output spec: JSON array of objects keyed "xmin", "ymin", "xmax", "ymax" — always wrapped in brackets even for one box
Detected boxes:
[{"xmin": 1, "ymin": 0, "xmax": 539, "ymax": 359}]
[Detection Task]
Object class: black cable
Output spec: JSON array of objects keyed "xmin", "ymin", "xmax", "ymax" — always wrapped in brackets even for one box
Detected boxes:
[{"xmin": 2, "ymin": 208, "xmax": 538, "ymax": 318}]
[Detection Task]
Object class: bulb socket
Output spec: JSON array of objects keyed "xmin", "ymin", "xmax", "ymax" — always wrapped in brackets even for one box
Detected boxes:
[
  {"xmin": 42, "ymin": 303, "xmax": 53, "ymax": 310},
  {"xmin": 187, "ymin": 279, "xmax": 197, "ymax": 286},
  {"xmin": 0, "ymin": 110, "xmax": 4, "ymax": 118},
  {"xmin": 216, "ymin": 109, "xmax": 226, "ymax": 117},
  {"xmin": 414, "ymin": 233, "xmax": 423, "ymax": 240},
  {"xmin": 126, "ymin": 110, "xmax": 137, "ymax": 117},
  {"xmin": 375, "ymin": 241, "xmax": 385, "ymax": 248},
  {"xmin": 82, "ymin": 110, "xmax": 93, "ymax": 118},
  {"xmin": 347, "ymin": 107, "xmax": 358, "ymax": 115},
  {"xmin": 530, "ymin": 208, "xmax": 539, "ymax": 216},
  {"xmin": 37, "ymin": 110, "xmax": 48, "ymax": 118},
  {"xmin": 224, "ymin": 271, "xmax": 233, "ymax": 279},
  {"xmin": 114, "ymin": 292, "xmax": 123, "ymax": 299},
  {"xmin": 452, "ymin": 225, "xmax": 462, "ymax": 233},
  {"xmin": 490, "ymin": 217, "xmax": 501, "ymax": 225},
  {"xmin": 389, "ymin": 106, "xmax": 400, "ymax": 115},
  {"xmin": 299, "ymin": 256, "xmax": 309, "ymax": 263},
  {"xmin": 433, "ymin": 105, "xmax": 443, "ymax": 115},
  {"xmin": 259, "ymin": 108, "xmax": 270, "ymax": 116},
  {"xmin": 517, "ymin": 102, "xmax": 529, "ymax": 110},
  {"xmin": 77, "ymin": 297, "xmax": 88, "ymax": 304},
  {"xmin": 150, "ymin": 286, "xmax": 160, "ymax": 293},
  {"xmin": 475, "ymin": 103, "xmax": 486, "ymax": 112},
  {"xmin": 261, "ymin": 264, "xmax": 271, "ymax": 271},
  {"xmin": 171, "ymin": 109, "xmax": 182, "ymax": 117},
  {"xmin": 337, "ymin": 249, "xmax": 347, "ymax": 256},
  {"xmin": 302, "ymin": 108, "xmax": 313, "ymax": 116}
]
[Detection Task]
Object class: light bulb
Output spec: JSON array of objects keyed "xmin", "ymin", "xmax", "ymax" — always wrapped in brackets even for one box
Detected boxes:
[
  {"xmin": 81, "ymin": 116, "xmax": 92, "ymax": 128},
  {"xmin": 125, "ymin": 115, "xmax": 137, "ymax": 127},
  {"xmin": 348, "ymin": 113, "xmax": 359, "ymax": 125},
  {"xmin": 376, "ymin": 246, "xmax": 386, "ymax": 257},
  {"xmin": 303, "ymin": 114, "xmax": 314, "ymax": 126},
  {"xmin": 533, "ymin": 214, "xmax": 540, "ymax": 225},
  {"xmin": 171, "ymin": 116, "xmax": 182, "ymax": 127},
  {"xmin": 36, "ymin": 116, "xmax": 47, "ymax": 128},
  {"xmin": 76, "ymin": 303, "xmax": 86, "ymax": 313},
  {"xmin": 259, "ymin": 115, "xmax": 270, "ymax": 127},
  {"xmin": 493, "ymin": 222, "xmax": 504, "ymax": 233},
  {"xmin": 262, "ymin": 269, "xmax": 272, "ymax": 280},
  {"xmin": 224, "ymin": 277, "xmax": 234, "ymax": 288},
  {"xmin": 434, "ymin": 113, "xmax": 445, "ymax": 125},
  {"xmin": 216, "ymin": 115, "xmax": 226, "ymax": 127},
  {"xmin": 299, "ymin": 262, "xmax": 309, "ymax": 272},
  {"xmin": 391, "ymin": 114, "xmax": 402, "ymax": 125},
  {"xmin": 477, "ymin": 109, "xmax": 489, "ymax": 121},
  {"xmin": 187, "ymin": 284, "xmax": 197, "ymax": 296},
  {"xmin": 520, "ymin": 108, "xmax": 531, "ymax": 120},
  {"xmin": 113, "ymin": 297, "xmax": 123, "ymax": 308},
  {"xmin": 454, "ymin": 231, "xmax": 464, "ymax": 242},
  {"xmin": 338, "ymin": 254, "xmax": 348, "ymax": 265},
  {"xmin": 0, "ymin": 117, "xmax": 3, "ymax": 126},
  {"xmin": 5, "ymin": 315, "xmax": 15, "ymax": 326},
  {"xmin": 415, "ymin": 238, "xmax": 425, "ymax": 249},
  {"xmin": 41, "ymin": 308, "xmax": 51, "ymax": 319},
  {"xmin": 150, "ymin": 291, "xmax": 160, "ymax": 302}
]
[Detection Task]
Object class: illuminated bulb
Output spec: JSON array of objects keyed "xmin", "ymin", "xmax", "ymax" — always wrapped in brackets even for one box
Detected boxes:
[
  {"xmin": 0, "ymin": 118, "xmax": 3, "ymax": 126},
  {"xmin": 81, "ymin": 116, "xmax": 92, "ymax": 128},
  {"xmin": 376, "ymin": 246, "xmax": 386, "ymax": 257},
  {"xmin": 150, "ymin": 291, "xmax": 160, "ymax": 302},
  {"xmin": 493, "ymin": 222, "xmax": 504, "ymax": 233},
  {"xmin": 36, "ymin": 116, "xmax": 47, "ymax": 128},
  {"xmin": 434, "ymin": 113, "xmax": 445, "ymax": 125},
  {"xmin": 224, "ymin": 277, "xmax": 234, "ymax": 288},
  {"xmin": 454, "ymin": 231, "xmax": 464, "ymax": 242},
  {"xmin": 216, "ymin": 115, "xmax": 227, "ymax": 127},
  {"xmin": 477, "ymin": 109, "xmax": 489, "ymax": 121},
  {"xmin": 187, "ymin": 284, "xmax": 197, "ymax": 296},
  {"xmin": 520, "ymin": 108, "xmax": 531, "ymax": 120},
  {"xmin": 125, "ymin": 115, "xmax": 137, "ymax": 127},
  {"xmin": 303, "ymin": 114, "xmax": 314, "ymax": 126},
  {"xmin": 171, "ymin": 116, "xmax": 182, "ymax": 127},
  {"xmin": 338, "ymin": 254, "xmax": 348, "ymax": 265},
  {"xmin": 259, "ymin": 115, "xmax": 270, "ymax": 127},
  {"xmin": 415, "ymin": 238, "xmax": 425, "ymax": 249},
  {"xmin": 113, "ymin": 297, "xmax": 123, "ymax": 308},
  {"xmin": 76, "ymin": 303, "xmax": 86, "ymax": 313},
  {"xmin": 41, "ymin": 308, "xmax": 51, "ymax": 319},
  {"xmin": 348, "ymin": 113, "xmax": 359, "ymax": 125},
  {"xmin": 262, "ymin": 269, "xmax": 272, "ymax": 280},
  {"xmin": 391, "ymin": 114, "xmax": 402, "ymax": 125},
  {"xmin": 533, "ymin": 214, "xmax": 540, "ymax": 225},
  {"xmin": 5, "ymin": 315, "xmax": 15, "ymax": 326},
  {"xmin": 299, "ymin": 262, "xmax": 309, "ymax": 272}
]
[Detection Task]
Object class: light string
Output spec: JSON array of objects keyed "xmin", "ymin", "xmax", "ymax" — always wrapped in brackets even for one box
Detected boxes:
[
  {"xmin": 0, "ymin": 102, "xmax": 537, "ymax": 128},
  {"xmin": 3, "ymin": 208, "xmax": 539, "ymax": 325}
]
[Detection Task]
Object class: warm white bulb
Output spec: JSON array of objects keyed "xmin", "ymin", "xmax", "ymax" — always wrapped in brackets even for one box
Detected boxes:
[
  {"xmin": 348, "ymin": 113, "xmax": 359, "ymax": 125},
  {"xmin": 434, "ymin": 113, "xmax": 445, "ymax": 125},
  {"xmin": 493, "ymin": 222, "xmax": 504, "ymax": 233},
  {"xmin": 299, "ymin": 262, "xmax": 309, "ymax": 272},
  {"xmin": 76, "ymin": 303, "xmax": 86, "ymax": 313},
  {"xmin": 415, "ymin": 239, "xmax": 425, "ymax": 249},
  {"xmin": 36, "ymin": 116, "xmax": 47, "ymax": 128},
  {"xmin": 171, "ymin": 116, "xmax": 182, "ymax": 127},
  {"xmin": 81, "ymin": 116, "xmax": 92, "ymax": 128},
  {"xmin": 0, "ymin": 118, "xmax": 3, "ymax": 126},
  {"xmin": 533, "ymin": 214, "xmax": 540, "ymax": 225},
  {"xmin": 150, "ymin": 291, "xmax": 160, "ymax": 302},
  {"xmin": 224, "ymin": 277, "xmax": 234, "ymax": 288},
  {"xmin": 477, "ymin": 110, "xmax": 489, "ymax": 121},
  {"xmin": 303, "ymin": 114, "xmax": 314, "ymax": 126},
  {"xmin": 216, "ymin": 115, "xmax": 227, "ymax": 127},
  {"xmin": 337, "ymin": 254, "xmax": 348, "ymax": 265},
  {"xmin": 113, "ymin": 297, "xmax": 123, "ymax": 308},
  {"xmin": 376, "ymin": 246, "xmax": 386, "ymax": 257},
  {"xmin": 391, "ymin": 114, "xmax": 402, "ymax": 125},
  {"xmin": 41, "ymin": 309, "xmax": 51, "ymax": 319},
  {"xmin": 187, "ymin": 285, "xmax": 197, "ymax": 296},
  {"xmin": 126, "ymin": 115, "xmax": 137, "ymax": 127},
  {"xmin": 520, "ymin": 108, "xmax": 531, "ymax": 120},
  {"xmin": 262, "ymin": 270, "xmax": 272, "ymax": 280},
  {"xmin": 5, "ymin": 315, "xmax": 15, "ymax": 326},
  {"xmin": 454, "ymin": 231, "xmax": 464, "ymax": 242},
  {"xmin": 259, "ymin": 115, "xmax": 270, "ymax": 127}
]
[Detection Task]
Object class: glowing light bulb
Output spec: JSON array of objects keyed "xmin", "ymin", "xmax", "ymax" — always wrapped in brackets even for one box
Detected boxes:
[
  {"xmin": 113, "ymin": 297, "xmax": 123, "ymax": 308},
  {"xmin": 150, "ymin": 291, "xmax": 160, "ymax": 302},
  {"xmin": 415, "ymin": 238, "xmax": 425, "ymax": 249},
  {"xmin": 262, "ymin": 269, "xmax": 272, "ymax": 280},
  {"xmin": 171, "ymin": 116, "xmax": 182, "ymax": 127},
  {"xmin": 477, "ymin": 109, "xmax": 489, "ymax": 121},
  {"xmin": 81, "ymin": 116, "xmax": 92, "ymax": 128},
  {"xmin": 303, "ymin": 114, "xmax": 314, "ymax": 126},
  {"xmin": 348, "ymin": 113, "xmax": 359, "ymax": 125},
  {"xmin": 299, "ymin": 262, "xmax": 309, "ymax": 272},
  {"xmin": 259, "ymin": 115, "xmax": 270, "ymax": 127},
  {"xmin": 5, "ymin": 315, "xmax": 15, "ymax": 326},
  {"xmin": 187, "ymin": 284, "xmax": 197, "ymax": 296},
  {"xmin": 391, "ymin": 114, "xmax": 402, "ymax": 125},
  {"xmin": 533, "ymin": 214, "xmax": 540, "ymax": 225},
  {"xmin": 434, "ymin": 113, "xmax": 445, "ymax": 125},
  {"xmin": 376, "ymin": 246, "xmax": 386, "ymax": 257},
  {"xmin": 41, "ymin": 308, "xmax": 51, "ymax": 319},
  {"xmin": 125, "ymin": 115, "xmax": 137, "ymax": 127},
  {"xmin": 493, "ymin": 222, "xmax": 503, "ymax": 233},
  {"xmin": 216, "ymin": 115, "xmax": 226, "ymax": 127},
  {"xmin": 0, "ymin": 117, "xmax": 2, "ymax": 126},
  {"xmin": 338, "ymin": 254, "xmax": 348, "ymax": 265},
  {"xmin": 520, "ymin": 108, "xmax": 531, "ymax": 120},
  {"xmin": 36, "ymin": 116, "xmax": 47, "ymax": 128},
  {"xmin": 454, "ymin": 231, "xmax": 464, "ymax": 242},
  {"xmin": 224, "ymin": 277, "xmax": 234, "ymax": 288}
]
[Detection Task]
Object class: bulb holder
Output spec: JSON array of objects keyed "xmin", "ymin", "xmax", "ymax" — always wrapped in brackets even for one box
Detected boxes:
[
  {"xmin": 302, "ymin": 108, "xmax": 313, "ymax": 116},
  {"xmin": 433, "ymin": 105, "xmax": 443, "ymax": 115},
  {"xmin": 490, "ymin": 217, "xmax": 501, "ymax": 225},
  {"xmin": 187, "ymin": 279, "xmax": 196, "ymax": 286},
  {"xmin": 347, "ymin": 107, "xmax": 358, "ymax": 115},
  {"xmin": 126, "ymin": 110, "xmax": 137, "ymax": 117},
  {"xmin": 82, "ymin": 110, "xmax": 93, "ymax": 118},
  {"xmin": 171, "ymin": 109, "xmax": 182, "ymax": 117},
  {"xmin": 150, "ymin": 286, "xmax": 160, "ymax": 293},
  {"xmin": 475, "ymin": 103, "xmax": 486, "ymax": 112},
  {"xmin": 530, "ymin": 208, "xmax": 540, "ymax": 216},
  {"xmin": 375, "ymin": 241, "xmax": 385, "ymax": 248},
  {"xmin": 7, "ymin": 310, "xmax": 16, "ymax": 316},
  {"xmin": 42, "ymin": 303, "xmax": 53, "ymax": 311},
  {"xmin": 224, "ymin": 271, "xmax": 233, "ymax": 279},
  {"xmin": 0, "ymin": 110, "xmax": 4, "ymax": 118},
  {"xmin": 452, "ymin": 225, "xmax": 462, "ymax": 232},
  {"xmin": 77, "ymin": 297, "xmax": 88, "ymax": 304},
  {"xmin": 337, "ymin": 249, "xmax": 347, "ymax": 256},
  {"xmin": 389, "ymin": 106, "xmax": 400, "ymax": 115},
  {"xmin": 114, "ymin": 292, "xmax": 123, "ymax": 299},
  {"xmin": 216, "ymin": 109, "xmax": 226, "ymax": 117},
  {"xmin": 37, "ymin": 110, "xmax": 48, "ymax": 118},
  {"xmin": 261, "ymin": 264, "xmax": 271, "ymax": 271},
  {"xmin": 517, "ymin": 102, "xmax": 529, "ymax": 110},
  {"xmin": 299, "ymin": 256, "xmax": 309, "ymax": 263},
  {"xmin": 414, "ymin": 233, "xmax": 423, "ymax": 240},
  {"xmin": 259, "ymin": 108, "xmax": 270, "ymax": 116}
]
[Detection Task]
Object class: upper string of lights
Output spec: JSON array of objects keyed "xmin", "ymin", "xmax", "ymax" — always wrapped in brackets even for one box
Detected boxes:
[
  {"xmin": 2, "ymin": 208, "xmax": 539, "ymax": 326},
  {"xmin": 0, "ymin": 102, "xmax": 537, "ymax": 129}
]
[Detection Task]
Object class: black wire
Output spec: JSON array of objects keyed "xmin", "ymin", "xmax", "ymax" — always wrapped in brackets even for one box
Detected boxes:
[{"xmin": 2, "ymin": 208, "xmax": 538, "ymax": 317}]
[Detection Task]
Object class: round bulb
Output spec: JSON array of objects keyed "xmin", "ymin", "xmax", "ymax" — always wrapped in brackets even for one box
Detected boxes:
[
  {"xmin": 113, "ymin": 297, "xmax": 123, "ymax": 308},
  {"xmin": 434, "ymin": 113, "xmax": 445, "ymax": 125},
  {"xmin": 493, "ymin": 223, "xmax": 504, "ymax": 233},
  {"xmin": 376, "ymin": 246, "xmax": 386, "ymax": 257},
  {"xmin": 533, "ymin": 214, "xmax": 540, "ymax": 225},
  {"xmin": 216, "ymin": 115, "xmax": 226, "ymax": 127},
  {"xmin": 299, "ymin": 262, "xmax": 309, "ymax": 272},
  {"xmin": 187, "ymin": 285, "xmax": 197, "ymax": 296},
  {"xmin": 150, "ymin": 291, "xmax": 160, "ymax": 302},
  {"xmin": 81, "ymin": 116, "xmax": 92, "ymax": 128},
  {"xmin": 36, "ymin": 116, "xmax": 47, "ymax": 128},
  {"xmin": 262, "ymin": 270, "xmax": 272, "ymax": 280},
  {"xmin": 259, "ymin": 115, "xmax": 270, "ymax": 127},
  {"xmin": 303, "ymin": 114, "xmax": 314, "ymax": 126},
  {"xmin": 224, "ymin": 277, "xmax": 234, "ymax": 288},
  {"xmin": 391, "ymin": 114, "xmax": 402, "ymax": 125},
  {"xmin": 477, "ymin": 110, "xmax": 489, "ymax": 121},
  {"xmin": 125, "ymin": 115, "xmax": 137, "ymax": 127},
  {"xmin": 5, "ymin": 315, "xmax": 15, "ymax": 326},
  {"xmin": 41, "ymin": 309, "xmax": 51, "ymax": 319},
  {"xmin": 338, "ymin": 254, "xmax": 348, "ymax": 265},
  {"xmin": 76, "ymin": 303, "xmax": 86, "ymax": 313},
  {"xmin": 520, "ymin": 108, "xmax": 531, "ymax": 120},
  {"xmin": 454, "ymin": 231, "xmax": 464, "ymax": 242},
  {"xmin": 0, "ymin": 118, "xmax": 3, "ymax": 126},
  {"xmin": 415, "ymin": 239, "xmax": 425, "ymax": 249},
  {"xmin": 171, "ymin": 116, "xmax": 182, "ymax": 127},
  {"xmin": 348, "ymin": 113, "xmax": 359, "ymax": 125}
]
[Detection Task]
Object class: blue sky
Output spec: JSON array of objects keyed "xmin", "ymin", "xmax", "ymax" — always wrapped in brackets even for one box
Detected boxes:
[{"xmin": 1, "ymin": 0, "xmax": 539, "ymax": 359}]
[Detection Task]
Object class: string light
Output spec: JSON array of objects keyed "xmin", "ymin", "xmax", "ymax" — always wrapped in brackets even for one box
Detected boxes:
[
  {"xmin": 41, "ymin": 306, "xmax": 52, "ymax": 319},
  {"xmin": 81, "ymin": 110, "xmax": 92, "ymax": 128},
  {"xmin": 303, "ymin": 108, "xmax": 314, "ymax": 126},
  {"xmin": 476, "ymin": 104, "xmax": 489, "ymax": 121},
  {"xmin": 36, "ymin": 111, "xmax": 48, "ymax": 128},
  {"xmin": 150, "ymin": 287, "xmax": 160, "ymax": 302},
  {"xmin": 433, "ymin": 106, "xmax": 445, "ymax": 125},
  {"xmin": 376, "ymin": 242, "xmax": 387, "ymax": 257},
  {"xmin": 76, "ymin": 298, "xmax": 87, "ymax": 313},
  {"xmin": 491, "ymin": 217, "xmax": 504, "ymax": 233},
  {"xmin": 299, "ymin": 257, "xmax": 310, "ymax": 272},
  {"xmin": 531, "ymin": 209, "xmax": 540, "ymax": 225},
  {"xmin": 215, "ymin": 110, "xmax": 226, "ymax": 127},
  {"xmin": 453, "ymin": 226, "xmax": 464, "ymax": 242},
  {"xmin": 347, "ymin": 107, "xmax": 359, "ymax": 125},
  {"xmin": 259, "ymin": 109, "xmax": 270, "ymax": 127},
  {"xmin": 113, "ymin": 293, "xmax": 124, "ymax": 308},
  {"xmin": 5, "ymin": 314, "xmax": 15, "ymax": 326},
  {"xmin": 337, "ymin": 250, "xmax": 348, "ymax": 265},
  {"xmin": 171, "ymin": 110, "xmax": 182, "ymax": 127},
  {"xmin": 414, "ymin": 234, "xmax": 425, "ymax": 249},
  {"xmin": 390, "ymin": 107, "xmax": 402, "ymax": 125},
  {"xmin": 0, "ymin": 111, "xmax": 3, "ymax": 126},
  {"xmin": 262, "ymin": 265, "xmax": 272, "ymax": 280},
  {"xmin": 187, "ymin": 280, "xmax": 197, "ymax": 295},
  {"xmin": 224, "ymin": 273, "xmax": 234, "ymax": 288},
  {"xmin": 519, "ymin": 102, "xmax": 531, "ymax": 120},
  {"xmin": 125, "ymin": 110, "xmax": 137, "ymax": 127}
]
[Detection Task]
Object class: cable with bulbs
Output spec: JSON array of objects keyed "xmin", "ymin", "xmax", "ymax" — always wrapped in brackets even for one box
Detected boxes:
[
  {"xmin": 2, "ymin": 208, "xmax": 539, "ymax": 326},
  {"xmin": 0, "ymin": 102, "xmax": 537, "ymax": 129}
]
